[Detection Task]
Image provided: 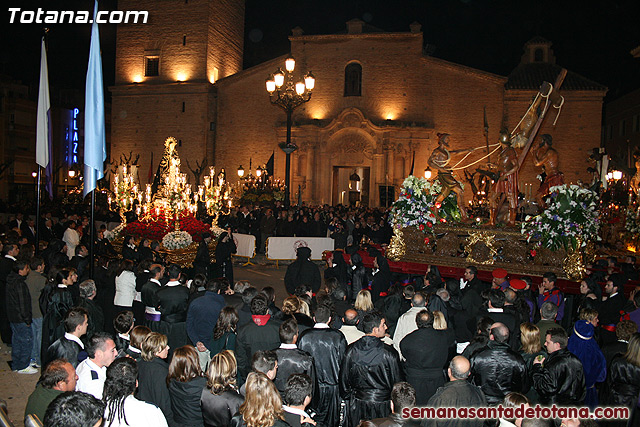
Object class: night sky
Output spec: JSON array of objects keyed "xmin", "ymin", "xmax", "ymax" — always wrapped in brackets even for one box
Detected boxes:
[{"xmin": 2, "ymin": 0, "xmax": 639, "ymax": 102}]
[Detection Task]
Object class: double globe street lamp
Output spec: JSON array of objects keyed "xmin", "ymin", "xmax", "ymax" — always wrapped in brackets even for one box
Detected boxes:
[{"xmin": 266, "ymin": 55, "xmax": 315, "ymax": 207}]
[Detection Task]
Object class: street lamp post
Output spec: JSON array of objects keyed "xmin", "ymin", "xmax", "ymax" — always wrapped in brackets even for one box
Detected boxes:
[{"xmin": 266, "ymin": 55, "xmax": 315, "ymax": 207}]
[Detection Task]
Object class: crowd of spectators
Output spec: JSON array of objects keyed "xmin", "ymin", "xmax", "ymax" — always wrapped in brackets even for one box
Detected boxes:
[{"xmin": 1, "ymin": 207, "xmax": 640, "ymax": 427}]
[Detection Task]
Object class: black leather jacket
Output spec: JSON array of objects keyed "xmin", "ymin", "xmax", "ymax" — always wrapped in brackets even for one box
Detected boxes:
[
  {"xmin": 532, "ymin": 348, "xmax": 586, "ymax": 405},
  {"xmin": 470, "ymin": 340, "xmax": 530, "ymax": 405},
  {"xmin": 201, "ymin": 388, "xmax": 243, "ymax": 427},
  {"xmin": 601, "ymin": 354, "xmax": 640, "ymax": 408}
]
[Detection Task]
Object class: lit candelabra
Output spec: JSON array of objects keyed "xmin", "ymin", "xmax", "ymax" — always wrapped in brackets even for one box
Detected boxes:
[
  {"xmin": 198, "ymin": 167, "xmax": 232, "ymax": 225},
  {"xmin": 157, "ymin": 158, "xmax": 198, "ymax": 230},
  {"xmin": 108, "ymin": 164, "xmax": 140, "ymax": 223}
]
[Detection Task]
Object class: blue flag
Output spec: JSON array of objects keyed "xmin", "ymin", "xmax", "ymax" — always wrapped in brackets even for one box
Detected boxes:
[{"xmin": 83, "ymin": 0, "xmax": 106, "ymax": 197}]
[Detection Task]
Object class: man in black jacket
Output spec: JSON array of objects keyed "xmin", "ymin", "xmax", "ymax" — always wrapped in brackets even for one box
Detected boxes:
[
  {"xmin": 273, "ymin": 318, "xmax": 316, "ymax": 395},
  {"xmin": 600, "ymin": 273, "xmax": 628, "ymax": 345},
  {"xmin": 478, "ymin": 289, "xmax": 519, "ymax": 349},
  {"xmin": 45, "ymin": 307, "xmax": 89, "ymax": 368},
  {"xmin": 532, "ymin": 327, "xmax": 586, "ymax": 405},
  {"xmin": 0, "ymin": 240, "xmax": 19, "ymax": 346},
  {"xmin": 299, "ymin": 305, "xmax": 347, "ymax": 427},
  {"xmin": 469, "ymin": 322, "xmax": 529, "ymax": 405},
  {"xmin": 400, "ymin": 309, "xmax": 450, "ymax": 405},
  {"xmin": 371, "ymin": 382, "xmax": 421, "ymax": 427},
  {"xmin": 141, "ymin": 263, "xmax": 164, "ymax": 330},
  {"xmin": 283, "ymin": 374, "xmax": 317, "ymax": 427},
  {"xmin": 68, "ymin": 244, "xmax": 90, "ymax": 281},
  {"xmin": 156, "ymin": 263, "xmax": 190, "ymax": 351},
  {"xmin": 423, "ymin": 356, "xmax": 487, "ymax": 427},
  {"xmin": 6, "ymin": 259, "xmax": 36, "ymax": 373},
  {"xmin": 340, "ymin": 311, "xmax": 402, "ymax": 427},
  {"xmin": 77, "ymin": 279, "xmax": 104, "ymax": 340},
  {"xmin": 236, "ymin": 293, "xmax": 281, "ymax": 380}
]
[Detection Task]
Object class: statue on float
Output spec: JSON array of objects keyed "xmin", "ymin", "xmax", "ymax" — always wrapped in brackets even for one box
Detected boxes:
[
  {"xmin": 152, "ymin": 137, "xmax": 181, "ymax": 194},
  {"xmin": 533, "ymin": 134, "xmax": 563, "ymax": 207},
  {"xmin": 488, "ymin": 131, "xmax": 519, "ymax": 226},
  {"xmin": 427, "ymin": 133, "xmax": 472, "ymax": 220}
]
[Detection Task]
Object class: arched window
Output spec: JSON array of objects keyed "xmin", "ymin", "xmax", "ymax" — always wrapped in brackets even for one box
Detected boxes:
[
  {"xmin": 344, "ymin": 63, "xmax": 362, "ymax": 97},
  {"xmin": 534, "ymin": 48, "xmax": 544, "ymax": 62}
]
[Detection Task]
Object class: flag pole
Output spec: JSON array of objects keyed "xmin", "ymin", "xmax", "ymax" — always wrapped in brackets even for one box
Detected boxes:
[
  {"xmin": 89, "ymin": 189, "xmax": 95, "ymax": 279},
  {"xmin": 84, "ymin": 0, "xmax": 106, "ymax": 279},
  {"xmin": 35, "ymin": 166, "xmax": 41, "ymax": 254},
  {"xmin": 36, "ymin": 31, "xmax": 51, "ymax": 254}
]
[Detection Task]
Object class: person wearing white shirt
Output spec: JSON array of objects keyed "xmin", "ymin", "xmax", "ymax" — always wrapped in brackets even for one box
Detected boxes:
[
  {"xmin": 62, "ymin": 221, "xmax": 80, "ymax": 260},
  {"xmin": 339, "ymin": 309, "xmax": 365, "ymax": 345},
  {"xmin": 114, "ymin": 260, "xmax": 137, "ymax": 311},
  {"xmin": 103, "ymin": 357, "xmax": 168, "ymax": 427},
  {"xmin": 392, "ymin": 293, "xmax": 426, "ymax": 360},
  {"xmin": 282, "ymin": 373, "xmax": 316, "ymax": 427},
  {"xmin": 76, "ymin": 332, "xmax": 118, "ymax": 399}
]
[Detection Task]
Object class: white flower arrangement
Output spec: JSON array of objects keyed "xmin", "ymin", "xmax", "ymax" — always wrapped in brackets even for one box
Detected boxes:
[
  {"xmin": 390, "ymin": 175, "xmax": 461, "ymax": 231},
  {"xmin": 521, "ymin": 184, "xmax": 601, "ymax": 250},
  {"xmin": 105, "ymin": 223, "xmax": 125, "ymax": 241},
  {"xmin": 162, "ymin": 230, "xmax": 193, "ymax": 250},
  {"xmin": 625, "ymin": 208, "xmax": 640, "ymax": 235}
]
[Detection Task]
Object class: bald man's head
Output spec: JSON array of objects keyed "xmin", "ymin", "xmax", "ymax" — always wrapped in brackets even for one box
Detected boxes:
[
  {"xmin": 490, "ymin": 322, "xmax": 510, "ymax": 343},
  {"xmin": 343, "ymin": 309, "xmax": 359, "ymax": 326},
  {"xmin": 449, "ymin": 356, "xmax": 470, "ymax": 380}
]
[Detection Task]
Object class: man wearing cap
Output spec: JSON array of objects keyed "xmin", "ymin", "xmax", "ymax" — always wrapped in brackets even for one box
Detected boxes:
[
  {"xmin": 537, "ymin": 272, "xmax": 565, "ymax": 322},
  {"xmin": 491, "ymin": 268, "xmax": 509, "ymax": 290},
  {"xmin": 599, "ymin": 273, "xmax": 627, "ymax": 345}
]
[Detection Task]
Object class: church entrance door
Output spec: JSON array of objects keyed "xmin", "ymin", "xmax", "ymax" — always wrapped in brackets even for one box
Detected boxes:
[{"xmin": 331, "ymin": 166, "xmax": 370, "ymax": 207}]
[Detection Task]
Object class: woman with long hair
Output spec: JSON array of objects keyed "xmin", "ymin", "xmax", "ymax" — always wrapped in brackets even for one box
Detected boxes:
[
  {"xmin": 347, "ymin": 253, "xmax": 367, "ymax": 303},
  {"xmin": 433, "ymin": 310, "xmax": 456, "ymax": 363},
  {"xmin": 601, "ymin": 332, "xmax": 640, "ymax": 426},
  {"xmin": 230, "ymin": 372, "xmax": 288, "ymax": 427},
  {"xmin": 519, "ymin": 322, "xmax": 546, "ymax": 403},
  {"xmin": 103, "ymin": 357, "xmax": 168, "ymax": 427},
  {"xmin": 201, "ymin": 350, "xmax": 243, "ymax": 427},
  {"xmin": 276, "ymin": 296, "xmax": 314, "ymax": 331},
  {"xmin": 575, "ymin": 276, "xmax": 601, "ymax": 319},
  {"xmin": 167, "ymin": 345, "xmax": 207, "ymax": 426},
  {"xmin": 354, "ymin": 290, "xmax": 374, "ymax": 313},
  {"xmin": 126, "ymin": 325, "xmax": 151, "ymax": 361},
  {"xmin": 137, "ymin": 332, "xmax": 173, "ymax": 424},
  {"xmin": 210, "ymin": 306, "xmax": 239, "ymax": 355},
  {"xmin": 461, "ymin": 316, "xmax": 494, "ymax": 359},
  {"xmin": 370, "ymin": 253, "xmax": 392, "ymax": 304}
]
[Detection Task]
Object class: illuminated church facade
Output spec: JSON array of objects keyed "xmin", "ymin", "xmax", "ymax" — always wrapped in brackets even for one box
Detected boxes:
[{"xmin": 110, "ymin": 0, "xmax": 607, "ymax": 207}]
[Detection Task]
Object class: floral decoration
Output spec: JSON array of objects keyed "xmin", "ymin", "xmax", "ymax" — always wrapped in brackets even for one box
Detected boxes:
[
  {"xmin": 389, "ymin": 175, "xmax": 462, "ymax": 231},
  {"xmin": 124, "ymin": 207, "xmax": 211, "ymax": 242},
  {"xmin": 624, "ymin": 208, "xmax": 640, "ymax": 235},
  {"xmin": 162, "ymin": 230, "xmax": 193, "ymax": 250},
  {"xmin": 521, "ymin": 184, "xmax": 600, "ymax": 251}
]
